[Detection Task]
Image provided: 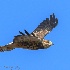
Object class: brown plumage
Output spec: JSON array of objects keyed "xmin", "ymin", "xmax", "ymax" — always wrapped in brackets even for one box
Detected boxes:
[{"xmin": 0, "ymin": 13, "xmax": 58, "ymax": 52}]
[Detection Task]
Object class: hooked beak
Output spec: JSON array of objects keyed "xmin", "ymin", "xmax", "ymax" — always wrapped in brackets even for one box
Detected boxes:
[{"xmin": 52, "ymin": 43, "xmax": 54, "ymax": 45}]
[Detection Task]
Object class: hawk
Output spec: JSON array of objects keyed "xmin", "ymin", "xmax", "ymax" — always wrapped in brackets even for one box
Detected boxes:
[{"xmin": 0, "ymin": 13, "xmax": 58, "ymax": 52}]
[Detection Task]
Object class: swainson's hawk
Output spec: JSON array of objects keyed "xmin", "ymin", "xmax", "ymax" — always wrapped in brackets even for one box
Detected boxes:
[{"xmin": 0, "ymin": 13, "xmax": 58, "ymax": 52}]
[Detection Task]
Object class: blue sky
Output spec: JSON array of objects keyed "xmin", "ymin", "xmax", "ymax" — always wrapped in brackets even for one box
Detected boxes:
[{"xmin": 0, "ymin": 0, "xmax": 70, "ymax": 70}]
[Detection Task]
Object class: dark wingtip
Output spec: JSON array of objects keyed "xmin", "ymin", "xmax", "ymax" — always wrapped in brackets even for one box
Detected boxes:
[
  {"xmin": 53, "ymin": 13, "xmax": 54, "ymax": 16},
  {"xmin": 24, "ymin": 30, "xmax": 30, "ymax": 36},
  {"xmin": 19, "ymin": 31, "xmax": 25, "ymax": 35},
  {"xmin": 31, "ymin": 32, "xmax": 36, "ymax": 37},
  {"xmin": 50, "ymin": 13, "xmax": 58, "ymax": 28},
  {"xmin": 54, "ymin": 18, "xmax": 58, "ymax": 28}
]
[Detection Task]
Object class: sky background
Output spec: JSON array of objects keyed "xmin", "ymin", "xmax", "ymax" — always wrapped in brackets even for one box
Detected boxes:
[{"xmin": 0, "ymin": 0, "xmax": 70, "ymax": 70}]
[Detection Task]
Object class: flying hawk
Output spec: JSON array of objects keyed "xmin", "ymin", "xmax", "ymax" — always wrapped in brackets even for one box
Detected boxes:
[{"xmin": 0, "ymin": 13, "xmax": 58, "ymax": 52}]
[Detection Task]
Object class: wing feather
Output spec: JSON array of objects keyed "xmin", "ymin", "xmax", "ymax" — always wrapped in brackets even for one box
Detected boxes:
[{"xmin": 31, "ymin": 13, "xmax": 58, "ymax": 40}]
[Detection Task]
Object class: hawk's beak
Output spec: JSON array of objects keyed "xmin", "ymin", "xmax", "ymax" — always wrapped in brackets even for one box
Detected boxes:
[{"xmin": 52, "ymin": 43, "xmax": 54, "ymax": 45}]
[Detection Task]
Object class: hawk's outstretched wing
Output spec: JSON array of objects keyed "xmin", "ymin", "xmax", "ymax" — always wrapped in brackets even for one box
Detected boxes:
[
  {"xmin": 0, "ymin": 13, "xmax": 58, "ymax": 52},
  {"xmin": 31, "ymin": 13, "xmax": 58, "ymax": 40}
]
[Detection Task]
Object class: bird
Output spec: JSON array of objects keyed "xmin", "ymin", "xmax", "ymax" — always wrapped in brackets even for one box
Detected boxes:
[{"xmin": 0, "ymin": 13, "xmax": 58, "ymax": 52}]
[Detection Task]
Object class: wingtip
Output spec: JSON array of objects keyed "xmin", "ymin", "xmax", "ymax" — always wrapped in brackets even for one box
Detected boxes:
[
  {"xmin": 19, "ymin": 31, "xmax": 25, "ymax": 35},
  {"xmin": 53, "ymin": 13, "xmax": 54, "ymax": 16},
  {"xmin": 50, "ymin": 13, "xmax": 58, "ymax": 28},
  {"xmin": 24, "ymin": 29, "xmax": 30, "ymax": 36}
]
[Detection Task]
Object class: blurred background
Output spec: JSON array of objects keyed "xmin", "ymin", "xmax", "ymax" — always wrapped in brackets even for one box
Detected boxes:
[{"xmin": 0, "ymin": 0, "xmax": 70, "ymax": 70}]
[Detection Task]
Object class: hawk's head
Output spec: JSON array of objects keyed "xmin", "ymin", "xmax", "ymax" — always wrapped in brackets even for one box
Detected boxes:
[{"xmin": 42, "ymin": 40, "xmax": 54, "ymax": 49}]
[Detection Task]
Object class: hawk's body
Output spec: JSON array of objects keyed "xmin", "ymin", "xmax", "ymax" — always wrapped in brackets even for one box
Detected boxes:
[{"xmin": 0, "ymin": 13, "xmax": 58, "ymax": 52}]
